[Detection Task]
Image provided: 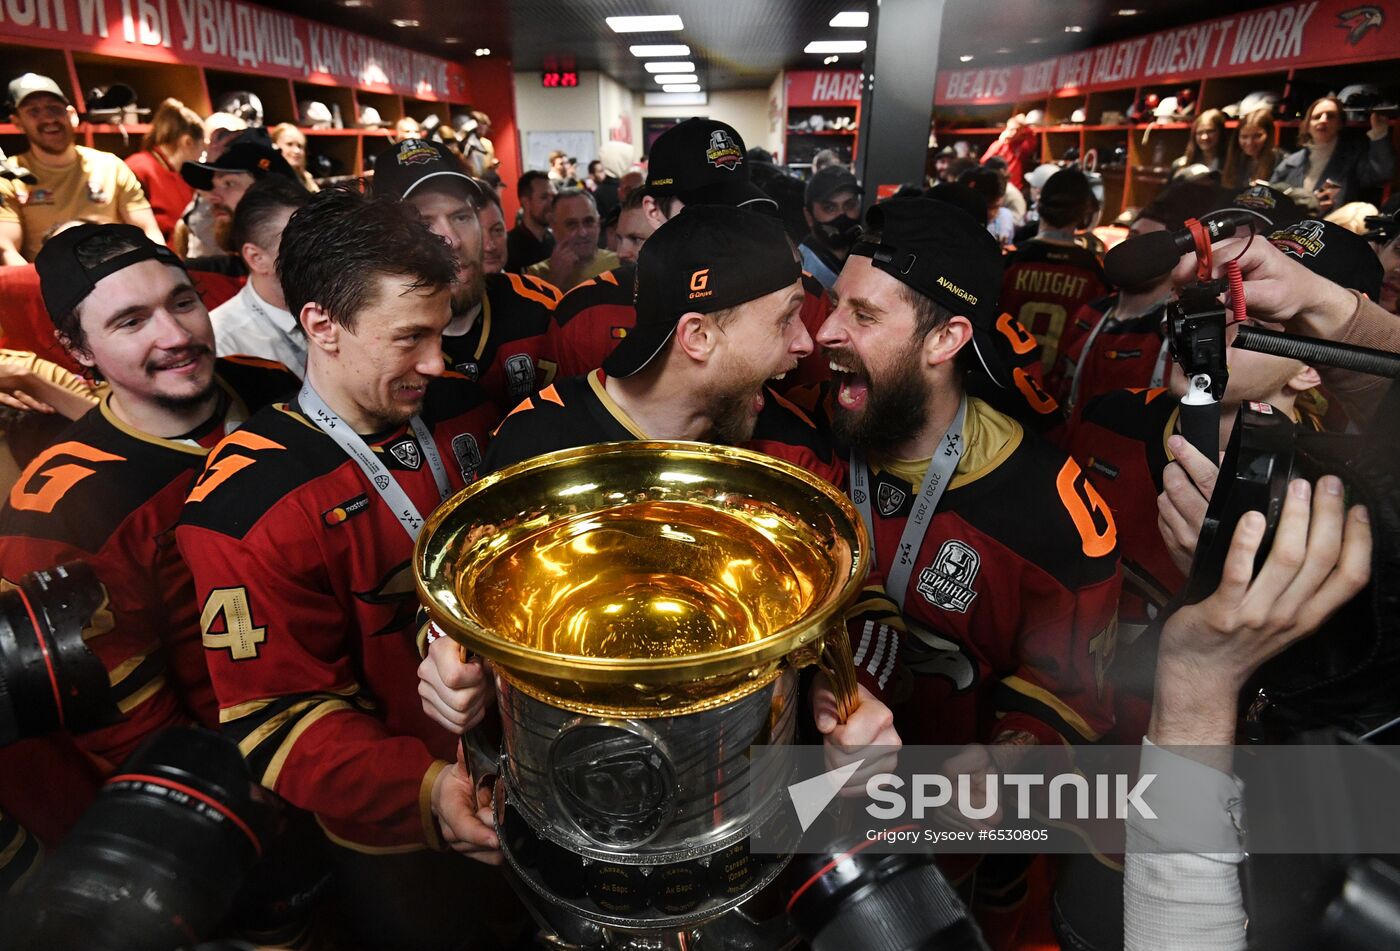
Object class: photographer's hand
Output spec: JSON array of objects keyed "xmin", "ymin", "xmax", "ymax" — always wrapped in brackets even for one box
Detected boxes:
[
  {"xmin": 1158, "ymin": 434, "xmax": 1220, "ymax": 576},
  {"xmin": 1169, "ymin": 234, "xmax": 1356, "ymax": 337},
  {"xmin": 1150, "ymin": 476, "xmax": 1370, "ymax": 748}
]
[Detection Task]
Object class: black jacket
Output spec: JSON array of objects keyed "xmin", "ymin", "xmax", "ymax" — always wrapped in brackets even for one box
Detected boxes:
[{"xmin": 1271, "ymin": 130, "xmax": 1395, "ymax": 206}]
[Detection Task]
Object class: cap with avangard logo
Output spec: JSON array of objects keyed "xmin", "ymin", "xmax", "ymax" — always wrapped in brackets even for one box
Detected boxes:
[
  {"xmin": 180, "ymin": 128, "xmax": 297, "ymax": 191},
  {"xmin": 371, "ymin": 137, "xmax": 482, "ymax": 203},
  {"xmin": 602, "ymin": 204, "xmax": 802, "ymax": 378},
  {"xmin": 1269, "ymin": 219, "xmax": 1383, "ymax": 300},
  {"xmin": 36, "ymin": 222, "xmax": 185, "ymax": 321},
  {"xmin": 644, "ymin": 117, "xmax": 776, "ymax": 210},
  {"xmin": 850, "ymin": 197, "xmax": 1012, "ymax": 387}
]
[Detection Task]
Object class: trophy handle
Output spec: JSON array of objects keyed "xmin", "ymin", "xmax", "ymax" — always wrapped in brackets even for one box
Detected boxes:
[
  {"xmin": 458, "ymin": 646, "xmax": 502, "ymax": 791},
  {"xmin": 818, "ymin": 624, "xmax": 862, "ymax": 723}
]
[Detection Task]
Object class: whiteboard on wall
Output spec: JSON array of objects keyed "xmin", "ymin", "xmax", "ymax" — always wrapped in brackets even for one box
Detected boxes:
[{"xmin": 524, "ymin": 131, "xmax": 597, "ymax": 174}]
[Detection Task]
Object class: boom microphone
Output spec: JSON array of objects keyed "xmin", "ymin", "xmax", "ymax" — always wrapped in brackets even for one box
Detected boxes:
[{"xmin": 1103, "ymin": 209, "xmax": 1263, "ymax": 288}]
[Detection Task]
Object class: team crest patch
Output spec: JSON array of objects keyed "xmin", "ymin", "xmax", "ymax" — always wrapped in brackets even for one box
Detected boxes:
[
  {"xmin": 877, "ymin": 482, "xmax": 906, "ymax": 517},
  {"xmin": 454, "ymin": 360, "xmax": 481, "ymax": 382},
  {"xmin": 916, "ymin": 540, "xmax": 981, "ymax": 613},
  {"xmin": 705, "ymin": 129, "xmax": 743, "ymax": 170},
  {"xmin": 851, "ymin": 488, "xmax": 867, "ymax": 505},
  {"xmin": 451, "ymin": 433, "xmax": 482, "ymax": 480},
  {"xmin": 505, "ymin": 353, "xmax": 535, "ymax": 399},
  {"xmin": 1270, "ymin": 220, "xmax": 1326, "ymax": 260},
  {"xmin": 374, "ymin": 474, "xmax": 391, "ymax": 489},
  {"xmin": 389, "ymin": 439, "xmax": 421, "ymax": 470}
]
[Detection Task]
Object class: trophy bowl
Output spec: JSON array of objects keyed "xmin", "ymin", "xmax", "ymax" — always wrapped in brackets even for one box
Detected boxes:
[{"xmin": 415, "ymin": 440, "xmax": 869, "ymax": 934}]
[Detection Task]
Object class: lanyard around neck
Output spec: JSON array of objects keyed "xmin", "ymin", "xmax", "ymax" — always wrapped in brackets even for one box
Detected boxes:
[
  {"xmin": 848, "ymin": 394, "xmax": 968, "ymax": 611},
  {"xmin": 298, "ymin": 380, "xmax": 449, "ymax": 541}
]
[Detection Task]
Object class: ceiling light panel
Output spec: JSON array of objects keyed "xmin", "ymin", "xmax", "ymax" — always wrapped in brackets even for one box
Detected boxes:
[
  {"xmin": 804, "ymin": 40, "xmax": 866, "ymax": 54},
  {"xmin": 829, "ymin": 11, "xmax": 868, "ymax": 28},
  {"xmin": 630, "ymin": 44, "xmax": 690, "ymax": 57},
  {"xmin": 607, "ymin": 15, "xmax": 683, "ymax": 33}
]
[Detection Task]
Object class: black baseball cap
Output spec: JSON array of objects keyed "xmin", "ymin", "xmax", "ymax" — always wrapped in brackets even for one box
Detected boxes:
[
  {"xmin": 370, "ymin": 137, "xmax": 482, "ymax": 203},
  {"xmin": 1135, "ymin": 179, "xmax": 1232, "ymax": 231},
  {"xmin": 1269, "ymin": 219, "xmax": 1384, "ymax": 300},
  {"xmin": 924, "ymin": 182, "xmax": 988, "ymax": 223},
  {"xmin": 603, "ymin": 204, "xmax": 802, "ymax": 378},
  {"xmin": 850, "ymin": 197, "xmax": 1011, "ymax": 386},
  {"xmin": 1224, "ymin": 181, "xmax": 1309, "ymax": 230},
  {"xmin": 645, "ymin": 118, "xmax": 775, "ymax": 210},
  {"xmin": 36, "ymin": 222, "xmax": 185, "ymax": 320},
  {"xmin": 805, "ymin": 166, "xmax": 861, "ymax": 208},
  {"xmin": 180, "ymin": 128, "xmax": 297, "ymax": 191}
]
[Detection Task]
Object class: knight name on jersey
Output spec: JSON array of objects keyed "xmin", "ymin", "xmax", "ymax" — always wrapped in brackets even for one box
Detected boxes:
[{"xmin": 1012, "ymin": 268, "xmax": 1093, "ymax": 299}]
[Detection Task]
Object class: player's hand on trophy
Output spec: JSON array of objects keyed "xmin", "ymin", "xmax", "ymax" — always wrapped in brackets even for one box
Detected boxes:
[
  {"xmin": 431, "ymin": 745, "xmax": 503, "ymax": 865},
  {"xmin": 418, "ymin": 636, "xmax": 496, "ymax": 734},
  {"xmin": 811, "ymin": 673, "xmax": 901, "ymax": 796}
]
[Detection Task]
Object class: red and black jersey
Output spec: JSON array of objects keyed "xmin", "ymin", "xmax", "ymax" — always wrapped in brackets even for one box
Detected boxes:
[
  {"xmin": 966, "ymin": 311, "xmax": 1065, "ymax": 437},
  {"xmin": 543, "ymin": 266, "xmax": 834, "ymax": 390},
  {"xmin": 1063, "ymin": 387, "xmax": 1181, "ymax": 741},
  {"xmin": 0, "ymin": 357, "xmax": 297, "ymax": 766},
  {"xmin": 485, "ymin": 369, "xmax": 905, "ymax": 700},
  {"xmin": 999, "ymin": 239, "xmax": 1109, "ymax": 373},
  {"xmin": 799, "ymin": 390, "xmax": 1122, "ymax": 748},
  {"xmin": 176, "ymin": 374, "xmax": 496, "ymax": 852},
  {"xmin": 441, "ymin": 272, "xmax": 562, "ymax": 417},
  {"xmin": 1053, "ymin": 296, "xmax": 1170, "ymax": 416}
]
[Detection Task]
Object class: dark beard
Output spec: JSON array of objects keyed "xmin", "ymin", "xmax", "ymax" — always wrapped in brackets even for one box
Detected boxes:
[
  {"xmin": 709, "ymin": 387, "xmax": 760, "ymax": 444},
  {"xmin": 152, "ymin": 381, "xmax": 219, "ymax": 414},
  {"xmin": 829, "ymin": 344, "xmax": 931, "ymax": 455}
]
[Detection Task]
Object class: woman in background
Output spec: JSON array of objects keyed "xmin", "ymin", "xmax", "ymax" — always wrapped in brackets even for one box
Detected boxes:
[
  {"xmin": 1273, "ymin": 95, "xmax": 1394, "ymax": 213},
  {"xmin": 1171, "ymin": 109, "xmax": 1227, "ymax": 176},
  {"xmin": 124, "ymin": 98, "xmax": 205, "ymax": 240},
  {"xmin": 1221, "ymin": 107, "xmax": 1283, "ymax": 190},
  {"xmin": 271, "ymin": 123, "xmax": 320, "ymax": 193}
]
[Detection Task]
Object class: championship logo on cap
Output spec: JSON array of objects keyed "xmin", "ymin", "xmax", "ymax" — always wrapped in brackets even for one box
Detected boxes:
[
  {"xmin": 1234, "ymin": 184, "xmax": 1278, "ymax": 211},
  {"xmin": 397, "ymin": 140, "xmax": 438, "ymax": 166},
  {"xmin": 1270, "ymin": 220, "xmax": 1326, "ymax": 259},
  {"xmin": 705, "ymin": 129, "xmax": 742, "ymax": 171}
]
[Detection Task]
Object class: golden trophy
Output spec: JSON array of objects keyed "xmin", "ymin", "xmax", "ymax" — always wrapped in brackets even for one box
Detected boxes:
[{"xmin": 416, "ymin": 441, "xmax": 867, "ymax": 948}]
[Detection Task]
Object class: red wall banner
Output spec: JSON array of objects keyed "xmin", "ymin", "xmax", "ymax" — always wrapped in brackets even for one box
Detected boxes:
[
  {"xmin": 786, "ymin": 70, "xmax": 863, "ymax": 108},
  {"xmin": 936, "ymin": 0, "xmax": 1396, "ymax": 105},
  {"xmin": 0, "ymin": 0, "xmax": 470, "ymax": 101}
]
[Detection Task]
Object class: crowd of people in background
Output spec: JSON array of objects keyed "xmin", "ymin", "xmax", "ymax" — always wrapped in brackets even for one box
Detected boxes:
[{"xmin": 0, "ymin": 63, "xmax": 1397, "ymax": 951}]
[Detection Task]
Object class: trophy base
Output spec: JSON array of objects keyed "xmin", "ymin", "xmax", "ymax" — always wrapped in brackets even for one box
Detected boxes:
[{"xmin": 498, "ymin": 800, "xmax": 795, "ymax": 940}]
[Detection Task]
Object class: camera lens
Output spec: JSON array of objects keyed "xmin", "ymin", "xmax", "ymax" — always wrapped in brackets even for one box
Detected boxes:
[
  {"xmin": 0, "ymin": 727, "xmax": 273, "ymax": 951},
  {"xmin": 0, "ymin": 562, "xmax": 120, "ymax": 746},
  {"xmin": 787, "ymin": 833, "xmax": 990, "ymax": 951}
]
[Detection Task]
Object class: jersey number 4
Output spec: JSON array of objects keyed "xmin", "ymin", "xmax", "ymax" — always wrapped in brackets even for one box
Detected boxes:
[{"xmin": 200, "ymin": 586, "xmax": 267, "ymax": 660}]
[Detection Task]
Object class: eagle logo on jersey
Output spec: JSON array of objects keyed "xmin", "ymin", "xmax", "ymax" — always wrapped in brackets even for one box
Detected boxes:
[
  {"xmin": 705, "ymin": 130, "xmax": 742, "ymax": 170},
  {"xmin": 504, "ymin": 353, "xmax": 536, "ymax": 399},
  {"xmin": 916, "ymin": 540, "xmax": 980, "ymax": 613},
  {"xmin": 389, "ymin": 439, "xmax": 421, "ymax": 470},
  {"xmin": 451, "ymin": 433, "xmax": 482, "ymax": 481},
  {"xmin": 903, "ymin": 623, "xmax": 978, "ymax": 691},
  {"xmin": 877, "ymin": 483, "xmax": 906, "ymax": 517},
  {"xmin": 355, "ymin": 561, "xmax": 420, "ymax": 638}
]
